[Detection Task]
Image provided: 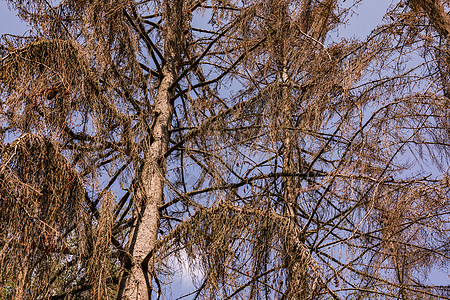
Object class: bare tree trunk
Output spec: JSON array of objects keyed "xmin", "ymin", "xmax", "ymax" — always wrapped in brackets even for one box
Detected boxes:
[
  {"xmin": 266, "ymin": 0, "xmax": 310, "ymax": 296},
  {"xmin": 281, "ymin": 121, "xmax": 309, "ymax": 300},
  {"xmin": 119, "ymin": 1, "xmax": 184, "ymax": 298},
  {"xmin": 282, "ymin": 160, "xmax": 305, "ymax": 299}
]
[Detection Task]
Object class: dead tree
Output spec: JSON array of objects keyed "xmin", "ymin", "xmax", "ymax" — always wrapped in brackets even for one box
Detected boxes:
[{"xmin": 0, "ymin": 0, "xmax": 448, "ymax": 299}]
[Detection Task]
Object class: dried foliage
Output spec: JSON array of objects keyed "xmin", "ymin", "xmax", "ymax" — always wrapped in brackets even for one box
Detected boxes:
[{"xmin": 0, "ymin": 0, "xmax": 449, "ymax": 299}]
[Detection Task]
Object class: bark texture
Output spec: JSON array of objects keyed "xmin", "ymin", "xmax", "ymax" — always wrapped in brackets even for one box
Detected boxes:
[{"xmin": 120, "ymin": 0, "xmax": 184, "ymax": 298}]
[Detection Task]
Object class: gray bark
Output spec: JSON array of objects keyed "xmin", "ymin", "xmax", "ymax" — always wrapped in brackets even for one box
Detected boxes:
[
  {"xmin": 121, "ymin": 70, "xmax": 174, "ymax": 299},
  {"xmin": 120, "ymin": 0, "xmax": 183, "ymax": 298}
]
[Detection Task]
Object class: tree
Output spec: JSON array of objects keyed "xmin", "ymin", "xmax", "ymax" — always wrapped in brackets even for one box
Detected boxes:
[{"xmin": 0, "ymin": 0, "xmax": 448, "ymax": 299}]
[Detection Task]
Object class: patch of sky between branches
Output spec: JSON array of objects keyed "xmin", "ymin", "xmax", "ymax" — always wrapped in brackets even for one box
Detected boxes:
[
  {"xmin": 0, "ymin": 2, "xmax": 30, "ymax": 37},
  {"xmin": 328, "ymin": 0, "xmax": 392, "ymax": 43}
]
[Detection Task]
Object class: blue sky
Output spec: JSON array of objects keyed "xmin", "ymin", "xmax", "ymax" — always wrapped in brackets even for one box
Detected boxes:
[{"xmin": 0, "ymin": 1, "xmax": 29, "ymax": 36}]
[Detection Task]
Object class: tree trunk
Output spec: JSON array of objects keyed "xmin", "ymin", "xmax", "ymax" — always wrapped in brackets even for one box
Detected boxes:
[
  {"xmin": 119, "ymin": 1, "xmax": 184, "ymax": 298},
  {"xmin": 281, "ymin": 127, "xmax": 309, "ymax": 300},
  {"xmin": 121, "ymin": 105, "xmax": 172, "ymax": 300}
]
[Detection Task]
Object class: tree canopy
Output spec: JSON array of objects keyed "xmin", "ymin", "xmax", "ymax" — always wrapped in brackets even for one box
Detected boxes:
[{"xmin": 0, "ymin": 0, "xmax": 449, "ymax": 299}]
